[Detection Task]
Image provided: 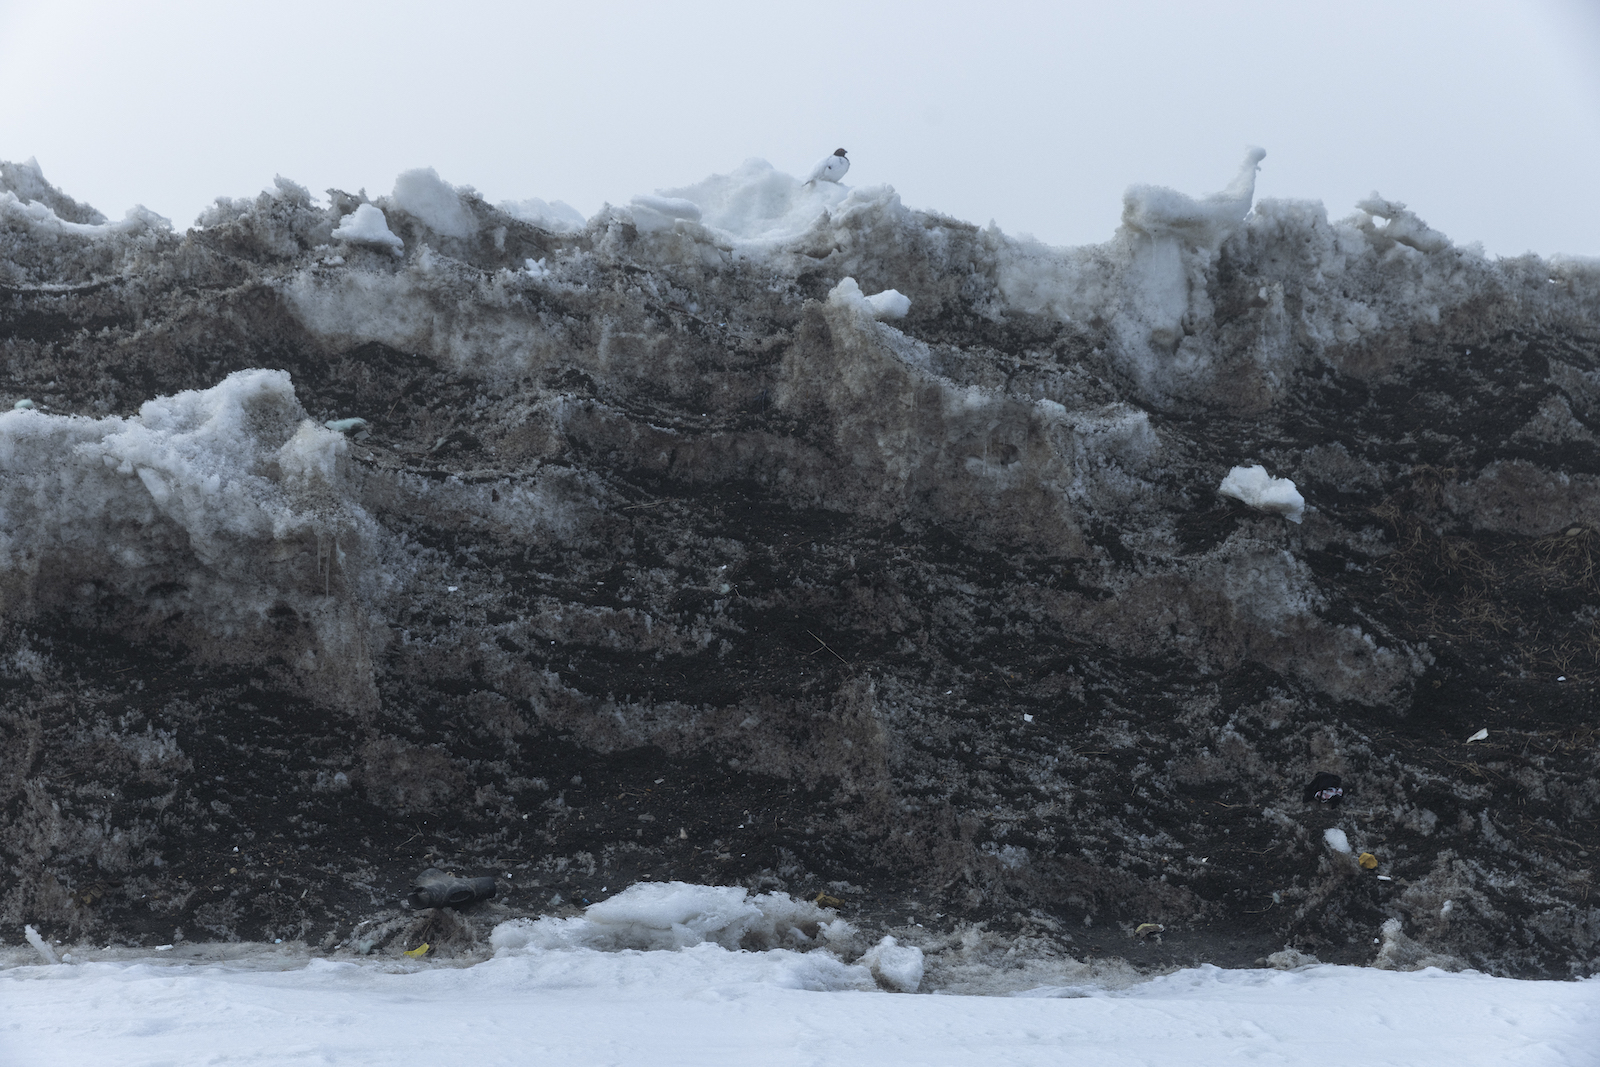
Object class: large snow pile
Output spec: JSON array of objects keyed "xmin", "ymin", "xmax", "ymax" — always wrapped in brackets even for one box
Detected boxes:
[{"xmin": 3, "ymin": 150, "xmax": 1600, "ymax": 974}]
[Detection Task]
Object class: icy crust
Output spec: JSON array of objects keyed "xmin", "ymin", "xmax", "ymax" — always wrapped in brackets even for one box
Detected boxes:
[{"xmin": 0, "ymin": 370, "xmax": 382, "ymax": 704}]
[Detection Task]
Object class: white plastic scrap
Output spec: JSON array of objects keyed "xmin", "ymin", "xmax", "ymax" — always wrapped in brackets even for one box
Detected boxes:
[
  {"xmin": 1323, "ymin": 827, "xmax": 1352, "ymax": 854},
  {"xmin": 1466, "ymin": 728, "xmax": 1488, "ymax": 743},
  {"xmin": 1218, "ymin": 465, "xmax": 1305, "ymax": 523}
]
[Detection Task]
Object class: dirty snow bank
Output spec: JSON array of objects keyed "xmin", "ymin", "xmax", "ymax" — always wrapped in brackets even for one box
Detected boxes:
[{"xmin": 0, "ymin": 370, "xmax": 382, "ymax": 703}]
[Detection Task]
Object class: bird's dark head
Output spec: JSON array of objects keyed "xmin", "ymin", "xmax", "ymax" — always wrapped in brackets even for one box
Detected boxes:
[{"xmin": 834, "ymin": 148, "xmax": 848, "ymax": 157}]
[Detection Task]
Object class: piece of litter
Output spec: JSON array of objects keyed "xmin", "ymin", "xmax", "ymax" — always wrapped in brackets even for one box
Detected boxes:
[
  {"xmin": 1377, "ymin": 875, "xmax": 1393, "ymax": 881},
  {"xmin": 1323, "ymin": 828, "xmax": 1352, "ymax": 854},
  {"xmin": 403, "ymin": 943, "xmax": 430, "ymax": 957},
  {"xmin": 447, "ymin": 586, "xmax": 458, "ymax": 593},
  {"xmin": 155, "ymin": 945, "xmax": 173, "ymax": 951},
  {"xmin": 1557, "ymin": 676, "xmax": 1566, "ymax": 682},
  {"xmin": 1134, "ymin": 923, "xmax": 1165, "ymax": 938},
  {"xmin": 1022, "ymin": 713, "xmax": 1033, "ymax": 723},
  {"xmin": 1466, "ymin": 728, "xmax": 1488, "ymax": 743},
  {"xmin": 1303, "ymin": 772, "xmax": 1343, "ymax": 806},
  {"xmin": 1358, "ymin": 852, "xmax": 1378, "ymax": 870},
  {"xmin": 273, "ymin": 938, "xmax": 282, "ymax": 944}
]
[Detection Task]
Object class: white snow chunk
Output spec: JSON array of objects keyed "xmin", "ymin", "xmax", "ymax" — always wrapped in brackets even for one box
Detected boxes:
[
  {"xmin": 330, "ymin": 203, "xmax": 403, "ymax": 252},
  {"xmin": 1218, "ymin": 464, "xmax": 1305, "ymax": 523},
  {"xmin": 653, "ymin": 158, "xmax": 851, "ymax": 246},
  {"xmin": 500, "ymin": 197, "xmax": 586, "ymax": 233},
  {"xmin": 24, "ymin": 924, "xmax": 59, "ymax": 965},
  {"xmin": 860, "ymin": 935, "xmax": 924, "ymax": 992},
  {"xmin": 828, "ymin": 277, "xmax": 911, "ymax": 321},
  {"xmin": 629, "ymin": 195, "xmax": 703, "ymax": 234},
  {"xmin": 1323, "ymin": 827, "xmax": 1352, "ymax": 854},
  {"xmin": 1122, "ymin": 147, "xmax": 1264, "ymax": 247},
  {"xmin": 490, "ymin": 881, "xmax": 853, "ymax": 954},
  {"xmin": 391, "ymin": 167, "xmax": 477, "ymax": 238},
  {"xmin": 0, "ymin": 190, "xmax": 170, "ymax": 238},
  {"xmin": 865, "ymin": 289, "xmax": 911, "ymax": 320},
  {"xmin": 1355, "ymin": 195, "xmax": 1452, "ymax": 254}
]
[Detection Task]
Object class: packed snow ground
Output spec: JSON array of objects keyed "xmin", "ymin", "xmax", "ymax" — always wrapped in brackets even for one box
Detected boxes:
[
  {"xmin": 3, "ymin": 949, "xmax": 1595, "ymax": 1066},
  {"xmin": 4, "ymin": 883, "xmax": 1596, "ymax": 1066}
]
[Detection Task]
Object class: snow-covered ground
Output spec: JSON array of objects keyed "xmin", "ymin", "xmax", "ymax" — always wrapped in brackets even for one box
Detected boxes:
[{"xmin": 4, "ymin": 947, "xmax": 1595, "ymax": 1066}]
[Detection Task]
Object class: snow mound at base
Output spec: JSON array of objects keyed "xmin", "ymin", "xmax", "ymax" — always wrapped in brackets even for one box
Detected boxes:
[{"xmin": 490, "ymin": 881, "xmax": 857, "ymax": 954}]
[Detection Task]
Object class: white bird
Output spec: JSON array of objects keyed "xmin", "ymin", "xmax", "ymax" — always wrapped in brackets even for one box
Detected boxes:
[{"xmin": 805, "ymin": 148, "xmax": 850, "ymax": 186}]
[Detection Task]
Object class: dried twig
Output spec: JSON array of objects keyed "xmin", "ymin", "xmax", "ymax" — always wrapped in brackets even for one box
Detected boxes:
[{"xmin": 804, "ymin": 630, "xmax": 848, "ymax": 664}]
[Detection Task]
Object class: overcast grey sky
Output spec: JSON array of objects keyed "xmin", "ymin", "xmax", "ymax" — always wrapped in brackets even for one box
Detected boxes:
[{"xmin": 2, "ymin": 0, "xmax": 1597, "ymax": 256}]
